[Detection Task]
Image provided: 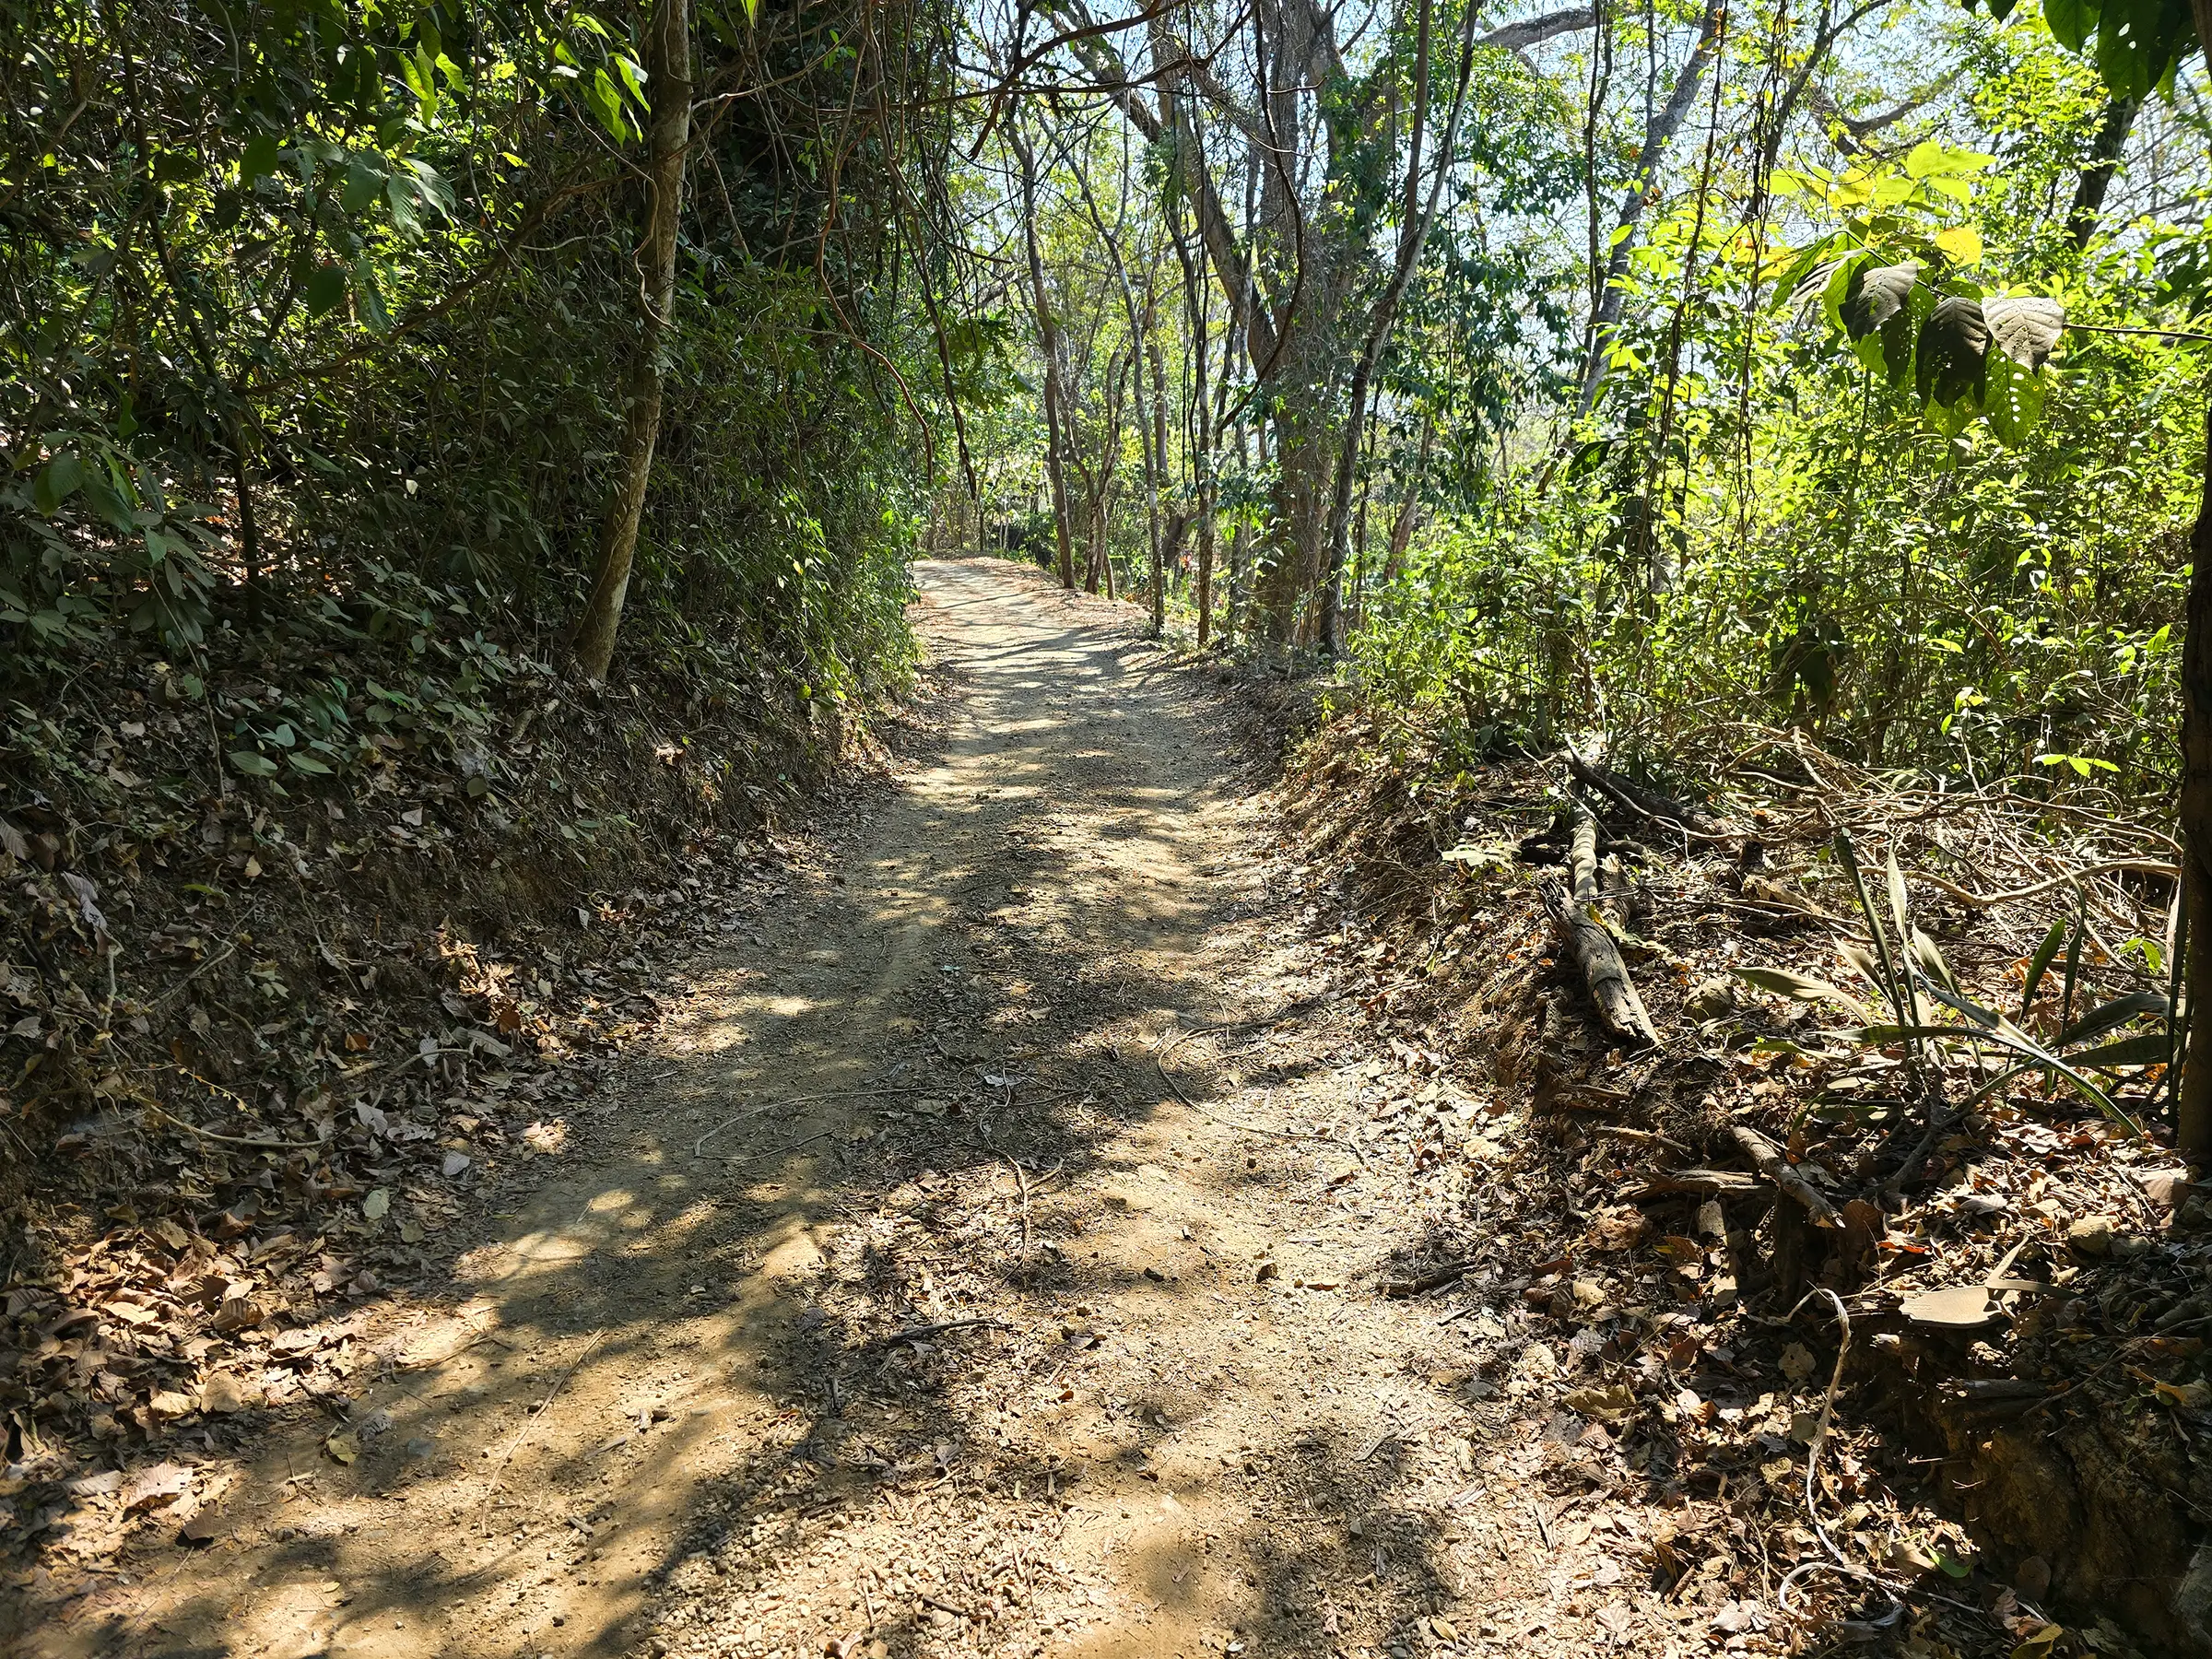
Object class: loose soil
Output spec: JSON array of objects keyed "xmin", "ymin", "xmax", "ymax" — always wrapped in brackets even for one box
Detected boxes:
[
  {"xmin": 32, "ymin": 560, "xmax": 1614, "ymax": 1659},
  {"xmin": 36, "ymin": 558, "xmax": 2190, "ymax": 1659}
]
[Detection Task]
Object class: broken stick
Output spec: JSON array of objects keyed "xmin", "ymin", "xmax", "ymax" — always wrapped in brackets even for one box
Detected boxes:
[
  {"xmin": 1730, "ymin": 1125, "xmax": 1842, "ymax": 1229},
  {"xmin": 1540, "ymin": 877, "xmax": 1657, "ymax": 1047},
  {"xmin": 1567, "ymin": 751, "xmax": 1727, "ymax": 841}
]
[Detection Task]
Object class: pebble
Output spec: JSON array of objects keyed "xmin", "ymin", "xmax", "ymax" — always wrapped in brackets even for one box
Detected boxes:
[
  {"xmin": 1683, "ymin": 977, "xmax": 1737, "ymax": 1021},
  {"xmin": 2067, "ymin": 1216, "xmax": 2115, "ymax": 1256}
]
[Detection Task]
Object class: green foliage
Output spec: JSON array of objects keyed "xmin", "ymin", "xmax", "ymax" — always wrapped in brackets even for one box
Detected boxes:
[
  {"xmin": 1, "ymin": 0, "xmax": 948, "ymax": 724},
  {"xmin": 1323, "ymin": 1, "xmax": 2204, "ymax": 810},
  {"xmin": 1755, "ymin": 830, "xmax": 2163, "ymax": 1132},
  {"xmin": 1976, "ymin": 0, "xmax": 2198, "ymax": 98}
]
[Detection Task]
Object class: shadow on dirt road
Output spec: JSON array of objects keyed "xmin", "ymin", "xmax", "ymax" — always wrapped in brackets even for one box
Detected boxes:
[{"xmin": 51, "ymin": 561, "xmax": 1578, "ymax": 1659}]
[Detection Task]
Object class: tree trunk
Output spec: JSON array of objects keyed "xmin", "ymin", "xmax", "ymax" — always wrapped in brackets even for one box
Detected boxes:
[
  {"xmin": 1383, "ymin": 416, "xmax": 1433, "ymax": 584},
  {"xmin": 2177, "ymin": 0, "xmax": 2212, "ymax": 1166},
  {"xmin": 2068, "ymin": 95, "xmax": 2137, "ymax": 251},
  {"xmin": 1261, "ymin": 416, "xmax": 1331, "ymax": 646},
  {"xmin": 1147, "ymin": 322, "xmax": 1169, "ymax": 636},
  {"xmin": 1572, "ymin": 0, "xmax": 1726, "ymax": 417},
  {"xmin": 1224, "ymin": 517, "xmax": 1249, "ymax": 641},
  {"xmin": 1195, "ymin": 488, "xmax": 1215, "ymax": 646},
  {"xmin": 2181, "ymin": 403, "xmax": 2212, "ymax": 1162},
  {"xmin": 1318, "ymin": 0, "xmax": 1479, "ymax": 653},
  {"xmin": 1012, "ymin": 123, "xmax": 1077, "ymax": 591},
  {"xmin": 1168, "ymin": 166, "xmax": 1218, "ymax": 649},
  {"xmin": 572, "ymin": 0, "xmax": 691, "ymax": 682}
]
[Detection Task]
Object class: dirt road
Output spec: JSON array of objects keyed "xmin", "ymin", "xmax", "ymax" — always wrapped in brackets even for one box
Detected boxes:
[{"xmin": 65, "ymin": 561, "xmax": 1639, "ymax": 1659}]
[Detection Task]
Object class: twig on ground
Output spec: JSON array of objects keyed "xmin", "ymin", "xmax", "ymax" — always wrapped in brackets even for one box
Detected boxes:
[
  {"xmin": 865, "ymin": 1318, "xmax": 1006, "ymax": 1349},
  {"xmin": 1591, "ymin": 1124, "xmax": 1691, "ymax": 1153},
  {"xmin": 477, "ymin": 1330, "xmax": 606, "ymax": 1535},
  {"xmin": 1919, "ymin": 859, "xmax": 2177, "ymax": 910},
  {"xmin": 1383, "ymin": 1258, "xmax": 1477, "ymax": 1297},
  {"xmin": 1154, "ymin": 998, "xmax": 1348, "ymax": 1144},
  {"xmin": 719, "ymin": 1129, "xmax": 839, "ymax": 1165},
  {"xmin": 1732, "ymin": 1124, "xmax": 1842, "ymax": 1228},
  {"xmin": 147, "ymin": 941, "xmax": 239, "ymax": 1006},
  {"xmin": 146, "ymin": 1102, "xmax": 325, "ymax": 1152},
  {"xmin": 694, "ymin": 1086, "xmax": 936, "ymax": 1157},
  {"xmin": 1010, "ymin": 1156, "xmax": 1031, "ymax": 1256}
]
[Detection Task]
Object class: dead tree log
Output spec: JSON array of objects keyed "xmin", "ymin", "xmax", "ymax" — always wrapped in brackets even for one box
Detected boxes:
[
  {"xmin": 1540, "ymin": 877, "xmax": 1657, "ymax": 1046},
  {"xmin": 1567, "ymin": 794, "xmax": 1601, "ymax": 902},
  {"xmin": 1730, "ymin": 1124, "xmax": 1842, "ymax": 1229}
]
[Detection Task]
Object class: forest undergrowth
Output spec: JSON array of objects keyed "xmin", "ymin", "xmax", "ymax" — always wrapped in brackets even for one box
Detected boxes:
[
  {"xmin": 3, "ymin": 0, "xmax": 942, "ymax": 1592},
  {"xmin": 0, "ymin": 606, "xmax": 934, "ymax": 1604},
  {"xmin": 1277, "ymin": 690, "xmax": 2212, "ymax": 1653}
]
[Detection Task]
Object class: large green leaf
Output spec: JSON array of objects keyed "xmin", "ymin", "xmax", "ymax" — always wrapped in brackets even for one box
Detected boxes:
[
  {"xmin": 2019, "ymin": 919, "xmax": 2069, "ymax": 1020},
  {"xmin": 1984, "ymin": 354, "xmax": 2048, "ymax": 447},
  {"xmin": 1853, "ymin": 1019, "xmax": 2144, "ymax": 1134},
  {"xmin": 241, "ymin": 132, "xmax": 283, "ymax": 183},
  {"xmin": 2041, "ymin": 0, "xmax": 2094, "ymax": 49},
  {"xmin": 342, "ymin": 156, "xmax": 385, "ymax": 215},
  {"xmin": 1790, "ymin": 253, "xmax": 1863, "ymax": 329},
  {"xmin": 1771, "ymin": 236, "xmax": 1843, "ymax": 312},
  {"xmin": 2092, "ymin": 0, "xmax": 2196, "ymax": 100},
  {"xmin": 1916, "ymin": 297, "xmax": 1989, "ymax": 410},
  {"xmin": 1840, "ymin": 262, "xmax": 1920, "ymax": 337},
  {"xmin": 32, "ymin": 452, "xmax": 84, "ymax": 514},
  {"xmin": 1841, "ymin": 262, "xmax": 1928, "ymax": 385},
  {"xmin": 2057, "ymin": 988, "xmax": 2170, "ymax": 1048},
  {"xmin": 303, "ymin": 263, "xmax": 348, "ymax": 318},
  {"xmin": 1734, "ymin": 966, "xmax": 1876, "ymax": 1022},
  {"xmin": 1910, "ymin": 927, "xmax": 1961, "ymax": 994},
  {"xmin": 2070, "ymin": 1030, "xmax": 2169, "ymax": 1069},
  {"xmin": 1983, "ymin": 295, "xmax": 2066, "ymax": 369},
  {"xmin": 1834, "ymin": 828, "xmax": 1909, "ymax": 1028},
  {"xmin": 352, "ymin": 258, "xmax": 390, "ymax": 331}
]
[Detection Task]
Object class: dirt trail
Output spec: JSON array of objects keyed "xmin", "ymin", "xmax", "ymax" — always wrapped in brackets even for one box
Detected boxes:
[{"xmin": 54, "ymin": 561, "xmax": 1622, "ymax": 1659}]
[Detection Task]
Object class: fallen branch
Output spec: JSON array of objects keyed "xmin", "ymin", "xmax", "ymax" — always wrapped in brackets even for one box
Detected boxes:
[
  {"xmin": 477, "ymin": 1329, "xmax": 606, "ymax": 1534},
  {"xmin": 146, "ymin": 1102, "xmax": 326, "ymax": 1152},
  {"xmin": 1632, "ymin": 1168, "xmax": 1761, "ymax": 1199},
  {"xmin": 1382, "ymin": 1258, "xmax": 1477, "ymax": 1297},
  {"xmin": 1568, "ymin": 752, "xmax": 1730, "ymax": 841},
  {"xmin": 1917, "ymin": 859, "xmax": 2177, "ymax": 910},
  {"xmin": 1539, "ymin": 877, "xmax": 1658, "ymax": 1047},
  {"xmin": 865, "ymin": 1317, "xmax": 1006, "ymax": 1349},
  {"xmin": 1731, "ymin": 1125, "xmax": 1842, "ymax": 1229},
  {"xmin": 693, "ymin": 1085, "xmax": 938, "ymax": 1157},
  {"xmin": 1592, "ymin": 1124, "xmax": 1691, "ymax": 1153}
]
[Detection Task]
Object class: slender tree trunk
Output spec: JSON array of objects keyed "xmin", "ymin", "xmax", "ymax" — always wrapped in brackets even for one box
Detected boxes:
[
  {"xmin": 1168, "ymin": 159, "xmax": 1218, "ymax": 648},
  {"xmin": 1349, "ymin": 465, "xmax": 1371, "ymax": 634},
  {"xmin": 231, "ymin": 432, "xmax": 263, "ymax": 627},
  {"xmin": 572, "ymin": 0, "xmax": 691, "ymax": 681},
  {"xmin": 1195, "ymin": 486, "xmax": 1216, "ymax": 646},
  {"xmin": 2175, "ymin": 0, "xmax": 2212, "ymax": 1166},
  {"xmin": 1318, "ymin": 0, "xmax": 1470, "ymax": 653},
  {"xmin": 1013, "ymin": 123, "xmax": 1077, "ymax": 590},
  {"xmin": 1572, "ymin": 0, "xmax": 1727, "ymax": 417},
  {"xmin": 1224, "ymin": 518, "xmax": 1248, "ymax": 640},
  {"xmin": 2181, "ymin": 407, "xmax": 2212, "ymax": 1162},
  {"xmin": 2068, "ymin": 95, "xmax": 2137, "ymax": 251},
  {"xmin": 1147, "ymin": 318, "xmax": 1169, "ymax": 635}
]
